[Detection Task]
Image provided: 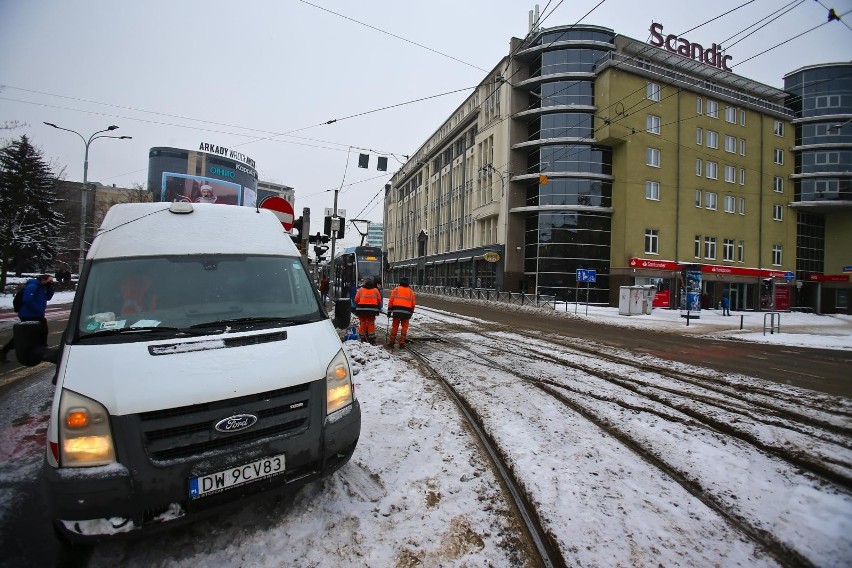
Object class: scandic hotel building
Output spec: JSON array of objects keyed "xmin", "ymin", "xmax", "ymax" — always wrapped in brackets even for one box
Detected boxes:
[{"xmin": 383, "ymin": 23, "xmax": 851, "ymax": 314}]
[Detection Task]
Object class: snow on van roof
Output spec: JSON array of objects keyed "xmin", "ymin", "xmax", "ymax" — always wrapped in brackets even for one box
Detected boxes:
[{"xmin": 89, "ymin": 203, "xmax": 298, "ymax": 259}]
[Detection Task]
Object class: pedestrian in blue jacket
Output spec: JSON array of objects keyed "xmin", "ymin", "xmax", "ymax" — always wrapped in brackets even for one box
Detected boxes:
[{"xmin": 1, "ymin": 274, "xmax": 54, "ymax": 363}]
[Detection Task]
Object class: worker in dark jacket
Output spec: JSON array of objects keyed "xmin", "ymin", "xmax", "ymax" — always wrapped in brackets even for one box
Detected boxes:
[
  {"xmin": 386, "ymin": 277, "xmax": 416, "ymax": 349},
  {"xmin": 1, "ymin": 274, "xmax": 54, "ymax": 363},
  {"xmin": 353, "ymin": 277, "xmax": 382, "ymax": 344}
]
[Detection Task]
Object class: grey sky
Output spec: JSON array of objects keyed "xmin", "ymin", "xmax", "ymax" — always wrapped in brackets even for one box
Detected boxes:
[{"xmin": 1, "ymin": 0, "xmax": 850, "ymax": 247}]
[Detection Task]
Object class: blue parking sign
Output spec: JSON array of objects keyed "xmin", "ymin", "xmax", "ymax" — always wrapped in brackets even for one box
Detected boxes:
[{"xmin": 577, "ymin": 269, "xmax": 597, "ymax": 283}]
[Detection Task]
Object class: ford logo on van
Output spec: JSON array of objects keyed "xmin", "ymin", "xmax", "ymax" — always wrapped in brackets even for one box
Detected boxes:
[{"xmin": 214, "ymin": 414, "xmax": 258, "ymax": 433}]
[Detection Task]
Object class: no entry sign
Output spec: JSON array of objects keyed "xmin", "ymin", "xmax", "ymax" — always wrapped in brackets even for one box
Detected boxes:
[{"xmin": 260, "ymin": 196, "xmax": 294, "ymax": 231}]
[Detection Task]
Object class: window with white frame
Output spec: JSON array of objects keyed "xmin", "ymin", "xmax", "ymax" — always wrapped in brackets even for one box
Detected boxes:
[
  {"xmin": 723, "ymin": 238, "xmax": 735, "ymax": 261},
  {"xmin": 646, "ymin": 180, "xmax": 660, "ymax": 200},
  {"xmin": 815, "ymin": 95, "xmax": 841, "ymax": 108},
  {"xmin": 725, "ymin": 135, "xmax": 736, "ymax": 153},
  {"xmin": 694, "ymin": 235, "xmax": 702, "ymax": 258},
  {"xmin": 707, "ymin": 99, "xmax": 718, "ymax": 118},
  {"xmin": 773, "ymin": 176, "xmax": 784, "ymax": 193},
  {"xmin": 696, "ymin": 159, "xmax": 703, "ymax": 176},
  {"xmin": 739, "ymin": 138, "xmax": 746, "ymax": 155},
  {"xmin": 774, "ymin": 148, "xmax": 784, "ymax": 165},
  {"xmin": 773, "ymin": 204, "xmax": 784, "ymax": 221},
  {"xmin": 725, "ymin": 107, "xmax": 736, "ymax": 123},
  {"xmin": 724, "ymin": 165, "xmax": 736, "ymax": 183},
  {"xmin": 705, "ymin": 192, "xmax": 718, "ymax": 210},
  {"xmin": 815, "ymin": 152, "xmax": 840, "ymax": 165},
  {"xmin": 696, "ymin": 127, "xmax": 703, "ymax": 145},
  {"xmin": 647, "ymin": 82, "xmax": 661, "ymax": 101},
  {"xmin": 696, "ymin": 96, "xmax": 703, "ymax": 114},
  {"xmin": 738, "ymin": 197, "xmax": 745, "ymax": 215},
  {"xmin": 774, "ymin": 120, "xmax": 784, "ymax": 136},
  {"xmin": 695, "ymin": 190, "xmax": 702, "ymax": 207},
  {"xmin": 772, "ymin": 244, "xmax": 782, "ymax": 266},
  {"xmin": 739, "ymin": 109, "xmax": 746, "ymax": 126},
  {"xmin": 707, "ymin": 130, "xmax": 718, "ymax": 148},
  {"xmin": 739, "ymin": 168, "xmax": 745, "ymax": 185},
  {"xmin": 724, "ymin": 195, "xmax": 735, "ymax": 213},
  {"xmin": 706, "ymin": 161, "xmax": 718, "ymax": 179},
  {"xmin": 704, "ymin": 236, "xmax": 717, "ymax": 259},
  {"xmin": 645, "ymin": 229, "xmax": 659, "ymax": 254},
  {"xmin": 647, "ymin": 147, "xmax": 660, "ymax": 167},
  {"xmin": 737, "ymin": 240, "xmax": 744, "ymax": 262},
  {"xmin": 647, "ymin": 115, "xmax": 661, "ymax": 135}
]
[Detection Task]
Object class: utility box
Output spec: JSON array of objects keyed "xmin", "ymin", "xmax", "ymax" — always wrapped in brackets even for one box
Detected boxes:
[{"xmin": 619, "ymin": 286, "xmax": 657, "ymax": 315}]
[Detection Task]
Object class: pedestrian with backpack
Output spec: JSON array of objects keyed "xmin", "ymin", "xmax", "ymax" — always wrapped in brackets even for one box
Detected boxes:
[
  {"xmin": 1, "ymin": 274, "xmax": 54, "ymax": 363},
  {"xmin": 386, "ymin": 277, "xmax": 416, "ymax": 349}
]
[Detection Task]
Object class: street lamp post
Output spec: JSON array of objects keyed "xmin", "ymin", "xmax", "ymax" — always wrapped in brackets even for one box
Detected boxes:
[{"xmin": 43, "ymin": 122, "xmax": 132, "ymax": 275}]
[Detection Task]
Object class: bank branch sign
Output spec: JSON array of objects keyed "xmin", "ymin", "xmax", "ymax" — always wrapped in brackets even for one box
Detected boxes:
[{"xmin": 649, "ymin": 22, "xmax": 733, "ymax": 72}]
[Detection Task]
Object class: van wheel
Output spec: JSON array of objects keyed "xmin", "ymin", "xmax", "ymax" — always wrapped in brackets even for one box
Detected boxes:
[{"xmin": 52, "ymin": 522, "xmax": 94, "ymax": 567}]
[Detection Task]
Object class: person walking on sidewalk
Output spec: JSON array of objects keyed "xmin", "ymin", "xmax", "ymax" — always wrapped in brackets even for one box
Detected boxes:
[
  {"xmin": 353, "ymin": 277, "xmax": 382, "ymax": 345},
  {"xmin": 319, "ymin": 275, "xmax": 329, "ymax": 304},
  {"xmin": 387, "ymin": 277, "xmax": 416, "ymax": 349},
  {"xmin": 1, "ymin": 274, "xmax": 54, "ymax": 363},
  {"xmin": 721, "ymin": 294, "xmax": 731, "ymax": 316}
]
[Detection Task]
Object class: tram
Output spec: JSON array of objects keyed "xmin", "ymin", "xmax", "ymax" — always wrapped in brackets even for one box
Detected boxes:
[{"xmin": 332, "ymin": 245, "xmax": 384, "ymax": 299}]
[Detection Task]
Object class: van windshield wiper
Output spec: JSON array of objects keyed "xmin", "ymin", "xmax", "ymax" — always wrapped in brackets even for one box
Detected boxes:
[
  {"xmin": 189, "ymin": 317, "xmax": 300, "ymax": 330},
  {"xmin": 78, "ymin": 326, "xmax": 195, "ymax": 340}
]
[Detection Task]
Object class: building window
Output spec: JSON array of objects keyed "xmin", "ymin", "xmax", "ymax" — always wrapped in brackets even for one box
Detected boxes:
[
  {"xmin": 724, "ymin": 165, "xmax": 736, "ymax": 183},
  {"xmin": 706, "ymin": 161, "xmax": 718, "ymax": 179},
  {"xmin": 723, "ymin": 238, "xmax": 735, "ymax": 261},
  {"xmin": 725, "ymin": 135, "xmax": 736, "ymax": 153},
  {"xmin": 737, "ymin": 240, "xmax": 744, "ymax": 262},
  {"xmin": 696, "ymin": 127, "xmax": 703, "ymax": 145},
  {"xmin": 696, "ymin": 96, "xmax": 703, "ymax": 114},
  {"xmin": 696, "ymin": 159, "xmax": 702, "ymax": 176},
  {"xmin": 774, "ymin": 148, "xmax": 784, "ymax": 165},
  {"xmin": 738, "ymin": 197, "xmax": 745, "ymax": 215},
  {"xmin": 724, "ymin": 195, "xmax": 735, "ymax": 213},
  {"xmin": 706, "ymin": 130, "xmax": 718, "ymax": 149},
  {"xmin": 704, "ymin": 237, "xmax": 717, "ymax": 259},
  {"xmin": 725, "ymin": 107, "xmax": 737, "ymax": 123},
  {"xmin": 773, "ymin": 204, "xmax": 784, "ymax": 221},
  {"xmin": 646, "ymin": 180, "xmax": 660, "ymax": 200},
  {"xmin": 647, "ymin": 147, "xmax": 660, "ymax": 167},
  {"xmin": 774, "ymin": 120, "xmax": 784, "ymax": 137},
  {"xmin": 815, "ymin": 95, "xmax": 840, "ymax": 108},
  {"xmin": 694, "ymin": 235, "xmax": 702, "ymax": 258},
  {"xmin": 695, "ymin": 190, "xmax": 702, "ymax": 207},
  {"xmin": 705, "ymin": 192, "xmax": 717, "ymax": 210},
  {"xmin": 646, "ymin": 115, "xmax": 661, "ymax": 135},
  {"xmin": 739, "ymin": 138, "xmax": 746, "ymax": 155},
  {"xmin": 772, "ymin": 244, "xmax": 783, "ymax": 266},
  {"xmin": 739, "ymin": 110, "xmax": 746, "ymax": 126},
  {"xmin": 647, "ymin": 82, "xmax": 661, "ymax": 101},
  {"xmin": 645, "ymin": 229, "xmax": 659, "ymax": 254},
  {"xmin": 773, "ymin": 176, "xmax": 784, "ymax": 193},
  {"xmin": 739, "ymin": 168, "xmax": 745, "ymax": 185},
  {"xmin": 707, "ymin": 99, "xmax": 718, "ymax": 118}
]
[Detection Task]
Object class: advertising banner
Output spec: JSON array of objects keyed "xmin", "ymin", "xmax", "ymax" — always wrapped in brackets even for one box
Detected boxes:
[
  {"xmin": 161, "ymin": 173, "xmax": 242, "ymax": 205},
  {"xmin": 680, "ymin": 263, "xmax": 702, "ymax": 316}
]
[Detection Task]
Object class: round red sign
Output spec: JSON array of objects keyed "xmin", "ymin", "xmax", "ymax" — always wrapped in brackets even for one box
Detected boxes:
[{"xmin": 260, "ymin": 196, "xmax": 295, "ymax": 231}]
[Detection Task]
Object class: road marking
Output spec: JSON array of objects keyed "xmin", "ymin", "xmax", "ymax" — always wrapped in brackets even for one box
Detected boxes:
[{"xmin": 770, "ymin": 367, "xmax": 823, "ymax": 379}]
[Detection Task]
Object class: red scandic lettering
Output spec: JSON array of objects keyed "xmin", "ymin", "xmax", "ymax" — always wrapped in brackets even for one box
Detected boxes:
[{"xmin": 649, "ymin": 22, "xmax": 665, "ymax": 46}]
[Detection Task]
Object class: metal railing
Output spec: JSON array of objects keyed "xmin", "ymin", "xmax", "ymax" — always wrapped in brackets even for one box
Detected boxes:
[
  {"xmin": 415, "ymin": 285, "xmax": 558, "ymax": 310},
  {"xmin": 763, "ymin": 312, "xmax": 782, "ymax": 335}
]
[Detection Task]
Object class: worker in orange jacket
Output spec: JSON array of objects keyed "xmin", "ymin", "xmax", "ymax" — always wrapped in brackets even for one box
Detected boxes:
[
  {"xmin": 353, "ymin": 277, "xmax": 382, "ymax": 344},
  {"xmin": 386, "ymin": 277, "xmax": 416, "ymax": 349}
]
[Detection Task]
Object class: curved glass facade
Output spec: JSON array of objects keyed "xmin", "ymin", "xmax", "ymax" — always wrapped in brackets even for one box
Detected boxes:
[{"xmin": 520, "ymin": 26, "xmax": 615, "ymax": 303}]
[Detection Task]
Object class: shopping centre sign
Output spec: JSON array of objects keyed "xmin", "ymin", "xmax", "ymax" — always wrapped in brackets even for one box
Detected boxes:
[{"xmin": 648, "ymin": 22, "xmax": 733, "ymax": 72}]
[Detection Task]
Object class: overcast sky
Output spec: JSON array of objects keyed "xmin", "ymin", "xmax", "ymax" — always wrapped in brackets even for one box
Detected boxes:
[{"xmin": 1, "ymin": 0, "xmax": 851, "ymax": 246}]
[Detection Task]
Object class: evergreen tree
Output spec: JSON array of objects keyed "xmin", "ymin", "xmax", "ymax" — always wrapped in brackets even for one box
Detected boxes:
[{"xmin": 0, "ymin": 135, "xmax": 67, "ymax": 290}]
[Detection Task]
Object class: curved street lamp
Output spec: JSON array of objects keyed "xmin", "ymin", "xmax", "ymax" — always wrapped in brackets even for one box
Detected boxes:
[{"xmin": 43, "ymin": 122, "xmax": 132, "ymax": 274}]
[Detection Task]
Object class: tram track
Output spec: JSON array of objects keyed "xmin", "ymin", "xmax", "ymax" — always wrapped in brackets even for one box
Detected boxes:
[{"xmin": 394, "ymin": 306, "xmax": 852, "ymax": 567}]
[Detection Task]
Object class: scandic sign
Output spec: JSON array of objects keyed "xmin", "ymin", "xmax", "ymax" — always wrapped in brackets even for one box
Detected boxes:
[
  {"xmin": 649, "ymin": 22, "xmax": 733, "ymax": 72},
  {"xmin": 629, "ymin": 258, "xmax": 788, "ymax": 278}
]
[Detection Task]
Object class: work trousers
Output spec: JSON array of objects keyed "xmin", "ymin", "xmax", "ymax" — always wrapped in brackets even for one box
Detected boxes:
[
  {"xmin": 388, "ymin": 318, "xmax": 410, "ymax": 345},
  {"xmin": 358, "ymin": 315, "xmax": 377, "ymax": 344}
]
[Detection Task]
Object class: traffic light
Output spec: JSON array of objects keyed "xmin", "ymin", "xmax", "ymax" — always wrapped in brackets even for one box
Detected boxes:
[
  {"xmin": 323, "ymin": 216, "xmax": 345, "ymax": 239},
  {"xmin": 309, "ymin": 232, "xmax": 323, "ymax": 244},
  {"xmin": 291, "ymin": 216, "xmax": 304, "ymax": 244},
  {"xmin": 314, "ymin": 245, "xmax": 329, "ymax": 261}
]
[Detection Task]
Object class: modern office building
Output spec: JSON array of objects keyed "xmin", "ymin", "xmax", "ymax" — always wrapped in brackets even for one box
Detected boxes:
[
  {"xmin": 784, "ymin": 63, "xmax": 852, "ymax": 314},
  {"xmin": 366, "ymin": 222, "xmax": 384, "ymax": 248},
  {"xmin": 384, "ymin": 22, "xmax": 850, "ymax": 313}
]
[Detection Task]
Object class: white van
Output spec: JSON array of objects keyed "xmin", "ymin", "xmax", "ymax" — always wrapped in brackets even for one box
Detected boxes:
[{"xmin": 14, "ymin": 202, "xmax": 359, "ymax": 543}]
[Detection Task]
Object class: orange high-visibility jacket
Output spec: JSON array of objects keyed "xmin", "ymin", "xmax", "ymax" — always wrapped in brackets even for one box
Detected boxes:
[
  {"xmin": 388, "ymin": 285, "xmax": 415, "ymax": 320},
  {"xmin": 354, "ymin": 286, "xmax": 382, "ymax": 316}
]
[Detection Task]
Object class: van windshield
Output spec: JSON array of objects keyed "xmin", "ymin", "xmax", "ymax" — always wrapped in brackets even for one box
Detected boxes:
[{"xmin": 76, "ymin": 255, "xmax": 322, "ymax": 337}]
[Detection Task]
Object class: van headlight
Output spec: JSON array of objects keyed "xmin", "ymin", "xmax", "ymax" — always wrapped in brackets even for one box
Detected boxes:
[
  {"xmin": 59, "ymin": 389, "xmax": 116, "ymax": 467},
  {"xmin": 326, "ymin": 349, "xmax": 353, "ymax": 415}
]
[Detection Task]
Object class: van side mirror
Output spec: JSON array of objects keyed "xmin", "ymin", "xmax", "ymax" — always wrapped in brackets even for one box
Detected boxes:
[
  {"xmin": 333, "ymin": 298, "xmax": 352, "ymax": 329},
  {"xmin": 13, "ymin": 321, "xmax": 59, "ymax": 366}
]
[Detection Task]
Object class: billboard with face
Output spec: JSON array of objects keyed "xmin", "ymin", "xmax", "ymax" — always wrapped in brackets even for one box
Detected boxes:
[
  {"xmin": 160, "ymin": 173, "xmax": 242, "ymax": 205},
  {"xmin": 148, "ymin": 147, "xmax": 258, "ymax": 206}
]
